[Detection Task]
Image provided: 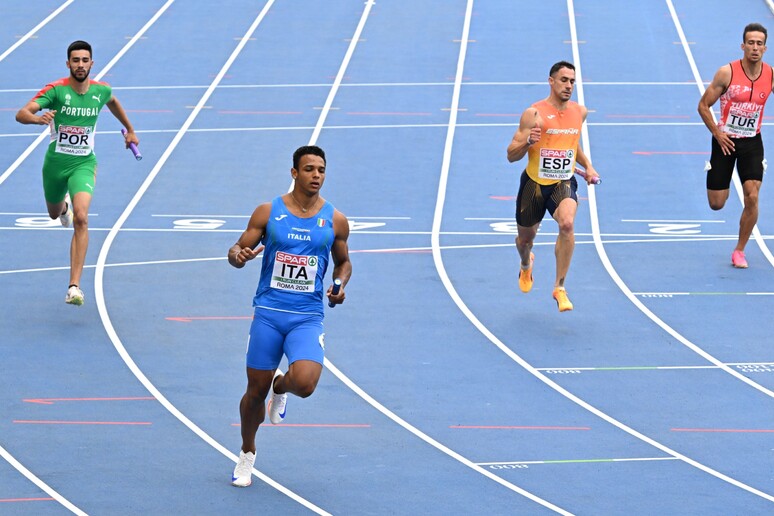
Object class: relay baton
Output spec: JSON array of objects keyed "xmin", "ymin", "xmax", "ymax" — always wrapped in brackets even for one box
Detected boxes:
[
  {"xmin": 121, "ymin": 128, "xmax": 142, "ymax": 161},
  {"xmin": 328, "ymin": 278, "xmax": 342, "ymax": 308},
  {"xmin": 575, "ymin": 168, "xmax": 601, "ymax": 185}
]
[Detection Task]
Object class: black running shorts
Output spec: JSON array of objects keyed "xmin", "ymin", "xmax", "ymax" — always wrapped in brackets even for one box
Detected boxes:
[{"xmin": 707, "ymin": 133, "xmax": 765, "ymax": 190}]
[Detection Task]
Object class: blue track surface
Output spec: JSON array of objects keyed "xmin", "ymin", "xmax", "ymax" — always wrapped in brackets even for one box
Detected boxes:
[{"xmin": 1, "ymin": 1, "xmax": 773, "ymax": 514}]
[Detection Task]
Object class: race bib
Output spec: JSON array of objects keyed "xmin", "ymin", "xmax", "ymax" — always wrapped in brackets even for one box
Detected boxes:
[
  {"xmin": 538, "ymin": 148, "xmax": 575, "ymax": 180},
  {"xmin": 55, "ymin": 125, "xmax": 94, "ymax": 156},
  {"xmin": 270, "ymin": 251, "xmax": 318, "ymax": 293},
  {"xmin": 723, "ymin": 103, "xmax": 761, "ymax": 137}
]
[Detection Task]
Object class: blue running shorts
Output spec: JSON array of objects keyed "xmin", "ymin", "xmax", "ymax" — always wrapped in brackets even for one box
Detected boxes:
[{"xmin": 246, "ymin": 307, "xmax": 325, "ymax": 370}]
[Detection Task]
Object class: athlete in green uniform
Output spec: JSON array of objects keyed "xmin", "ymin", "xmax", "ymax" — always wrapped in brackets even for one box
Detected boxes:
[{"xmin": 16, "ymin": 40, "xmax": 138, "ymax": 306}]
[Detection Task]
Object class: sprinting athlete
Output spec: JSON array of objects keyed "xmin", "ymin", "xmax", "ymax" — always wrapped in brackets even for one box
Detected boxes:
[
  {"xmin": 16, "ymin": 40, "xmax": 138, "ymax": 305},
  {"xmin": 228, "ymin": 145, "xmax": 352, "ymax": 487},
  {"xmin": 506, "ymin": 60, "xmax": 600, "ymax": 312},
  {"xmin": 698, "ymin": 22, "xmax": 773, "ymax": 268}
]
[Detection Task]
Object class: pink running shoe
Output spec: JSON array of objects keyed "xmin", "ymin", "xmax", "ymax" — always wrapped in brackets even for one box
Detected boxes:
[{"xmin": 731, "ymin": 250, "xmax": 748, "ymax": 269}]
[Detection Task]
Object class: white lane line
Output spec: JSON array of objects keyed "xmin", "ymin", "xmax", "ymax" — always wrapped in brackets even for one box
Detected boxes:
[
  {"xmin": 0, "ymin": 3, "xmax": 174, "ymax": 513},
  {"xmin": 0, "ymin": 121, "xmax": 732, "ymax": 140},
  {"xmin": 478, "ymin": 457, "xmax": 680, "ymax": 467},
  {"xmin": 537, "ymin": 363, "xmax": 774, "ymax": 372},
  {"xmin": 666, "ymin": 0, "xmax": 774, "ymax": 268},
  {"xmin": 0, "ymin": 80, "xmax": 712, "ymax": 94},
  {"xmin": 0, "ymin": 443, "xmax": 85, "ymax": 515},
  {"xmin": 280, "ymin": 0, "xmax": 566, "ymax": 512},
  {"xmin": 307, "ymin": 0, "xmax": 373, "ymax": 146},
  {"xmin": 0, "ymin": 0, "xmax": 175, "ymax": 188},
  {"xmin": 0, "ymin": 0, "xmax": 74, "ymax": 63},
  {"xmin": 425, "ymin": 0, "xmax": 571, "ymax": 513},
  {"xmin": 92, "ymin": 2, "xmax": 330, "ymax": 514},
  {"xmin": 575, "ymin": 0, "xmax": 774, "ymax": 501}
]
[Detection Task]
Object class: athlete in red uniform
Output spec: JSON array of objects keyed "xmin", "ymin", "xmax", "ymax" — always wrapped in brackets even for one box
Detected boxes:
[
  {"xmin": 507, "ymin": 61, "xmax": 600, "ymax": 312},
  {"xmin": 698, "ymin": 23, "xmax": 773, "ymax": 268}
]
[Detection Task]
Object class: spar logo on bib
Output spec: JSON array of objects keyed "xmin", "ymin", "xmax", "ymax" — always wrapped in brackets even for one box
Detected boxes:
[{"xmin": 277, "ymin": 252, "xmax": 316, "ymax": 268}]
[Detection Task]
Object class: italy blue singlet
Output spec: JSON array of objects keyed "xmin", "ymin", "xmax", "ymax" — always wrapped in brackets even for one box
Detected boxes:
[{"xmin": 253, "ymin": 196, "xmax": 335, "ymax": 315}]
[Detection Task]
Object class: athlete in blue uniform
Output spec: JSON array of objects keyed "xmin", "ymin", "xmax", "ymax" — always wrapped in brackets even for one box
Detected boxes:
[{"xmin": 228, "ymin": 145, "xmax": 351, "ymax": 487}]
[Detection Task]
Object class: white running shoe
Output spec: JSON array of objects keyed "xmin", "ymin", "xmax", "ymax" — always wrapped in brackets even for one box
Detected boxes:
[
  {"xmin": 65, "ymin": 285, "xmax": 84, "ymax": 306},
  {"xmin": 60, "ymin": 194, "xmax": 73, "ymax": 228},
  {"xmin": 231, "ymin": 450, "xmax": 255, "ymax": 487},
  {"xmin": 267, "ymin": 369, "xmax": 288, "ymax": 424}
]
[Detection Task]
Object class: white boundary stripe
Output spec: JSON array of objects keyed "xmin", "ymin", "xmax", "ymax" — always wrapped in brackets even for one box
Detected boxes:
[
  {"xmin": 0, "ymin": 0, "xmax": 175, "ymax": 188},
  {"xmin": 0, "ymin": 0, "xmax": 73, "ymax": 63},
  {"xmin": 666, "ymin": 0, "xmax": 774, "ymax": 268},
  {"xmin": 92, "ymin": 2, "xmax": 329, "ymax": 514},
  {"xmin": 426, "ymin": 0, "xmax": 571, "ymax": 513},
  {"xmin": 574, "ymin": 0, "xmax": 774, "ymax": 501},
  {"xmin": 478, "ymin": 457, "xmax": 679, "ymax": 467},
  {"xmin": 0, "ymin": 443, "xmax": 85, "ymax": 515},
  {"xmin": 766, "ymin": 0, "xmax": 774, "ymax": 17}
]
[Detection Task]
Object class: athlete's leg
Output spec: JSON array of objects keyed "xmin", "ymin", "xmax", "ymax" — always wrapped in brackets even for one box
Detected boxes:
[
  {"xmin": 553, "ymin": 197, "xmax": 577, "ymax": 288},
  {"xmin": 706, "ymin": 138, "xmax": 735, "ymax": 210},
  {"xmin": 68, "ymin": 191, "xmax": 92, "ymax": 287},
  {"xmin": 239, "ymin": 367, "xmax": 274, "ymax": 454},
  {"xmin": 736, "ymin": 179, "xmax": 762, "ymax": 252},
  {"xmin": 516, "ymin": 223, "xmax": 539, "ymax": 268},
  {"xmin": 707, "ymin": 188, "xmax": 730, "ymax": 211},
  {"xmin": 273, "ymin": 360, "xmax": 323, "ymax": 399},
  {"xmin": 46, "ymin": 199, "xmax": 68, "ymax": 219}
]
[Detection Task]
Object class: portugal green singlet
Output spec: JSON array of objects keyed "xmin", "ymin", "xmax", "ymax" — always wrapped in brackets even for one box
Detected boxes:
[{"xmin": 33, "ymin": 77, "xmax": 112, "ymax": 168}]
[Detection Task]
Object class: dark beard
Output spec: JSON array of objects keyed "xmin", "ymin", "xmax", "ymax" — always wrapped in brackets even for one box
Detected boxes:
[{"xmin": 70, "ymin": 70, "xmax": 89, "ymax": 83}]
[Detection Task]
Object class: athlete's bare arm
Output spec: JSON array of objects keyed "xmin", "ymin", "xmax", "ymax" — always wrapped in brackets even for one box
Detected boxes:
[
  {"xmin": 229, "ymin": 203, "xmax": 270, "ymax": 268},
  {"xmin": 327, "ymin": 210, "xmax": 352, "ymax": 305},
  {"xmin": 698, "ymin": 64, "xmax": 734, "ymax": 155},
  {"xmin": 105, "ymin": 97, "xmax": 138, "ymax": 148},
  {"xmin": 15, "ymin": 100, "xmax": 52, "ymax": 125},
  {"xmin": 507, "ymin": 107, "xmax": 541, "ymax": 162},
  {"xmin": 576, "ymin": 106, "xmax": 600, "ymax": 184}
]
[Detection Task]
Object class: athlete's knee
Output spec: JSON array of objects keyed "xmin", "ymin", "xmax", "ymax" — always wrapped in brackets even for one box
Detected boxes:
[
  {"xmin": 743, "ymin": 189, "xmax": 759, "ymax": 209},
  {"xmin": 294, "ymin": 378, "xmax": 318, "ymax": 398},
  {"xmin": 241, "ymin": 389, "xmax": 266, "ymax": 413},
  {"xmin": 556, "ymin": 217, "xmax": 574, "ymax": 235},
  {"xmin": 707, "ymin": 190, "xmax": 728, "ymax": 210},
  {"xmin": 708, "ymin": 200, "xmax": 725, "ymax": 211},
  {"xmin": 73, "ymin": 211, "xmax": 89, "ymax": 229}
]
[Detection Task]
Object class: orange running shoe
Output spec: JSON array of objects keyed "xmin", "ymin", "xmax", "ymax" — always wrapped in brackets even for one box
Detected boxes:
[
  {"xmin": 518, "ymin": 253, "xmax": 535, "ymax": 293},
  {"xmin": 552, "ymin": 287, "xmax": 573, "ymax": 312}
]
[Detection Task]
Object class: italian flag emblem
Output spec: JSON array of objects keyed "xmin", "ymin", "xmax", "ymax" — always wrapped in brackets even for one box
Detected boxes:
[{"xmin": 317, "ymin": 218, "xmax": 326, "ymax": 227}]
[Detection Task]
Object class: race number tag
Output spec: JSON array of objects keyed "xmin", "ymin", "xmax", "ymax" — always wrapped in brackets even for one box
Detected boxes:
[
  {"xmin": 724, "ymin": 103, "xmax": 760, "ymax": 137},
  {"xmin": 270, "ymin": 251, "xmax": 318, "ymax": 292},
  {"xmin": 55, "ymin": 125, "xmax": 94, "ymax": 156},
  {"xmin": 538, "ymin": 148, "xmax": 575, "ymax": 180}
]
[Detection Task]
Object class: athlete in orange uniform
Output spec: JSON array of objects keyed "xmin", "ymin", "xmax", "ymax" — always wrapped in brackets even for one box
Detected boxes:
[
  {"xmin": 699, "ymin": 23, "xmax": 773, "ymax": 269},
  {"xmin": 507, "ymin": 61, "xmax": 599, "ymax": 312}
]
